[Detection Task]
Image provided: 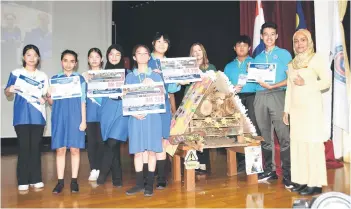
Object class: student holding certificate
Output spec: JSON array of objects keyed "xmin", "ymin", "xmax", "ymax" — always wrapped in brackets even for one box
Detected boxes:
[
  {"xmin": 125, "ymin": 45, "xmax": 164, "ymax": 197},
  {"xmin": 284, "ymin": 29, "xmax": 330, "ymax": 195},
  {"xmin": 47, "ymin": 50, "xmax": 87, "ymax": 194},
  {"xmin": 252, "ymin": 22, "xmax": 293, "ymax": 188},
  {"xmin": 84, "ymin": 48, "xmax": 105, "ymax": 181},
  {"xmin": 224, "ymin": 35, "xmax": 261, "ymax": 172},
  {"xmin": 146, "ymin": 32, "xmax": 180, "ymax": 189},
  {"xmin": 97, "ymin": 44, "xmax": 129, "ymax": 187},
  {"xmin": 4, "ymin": 44, "xmax": 48, "ymax": 191}
]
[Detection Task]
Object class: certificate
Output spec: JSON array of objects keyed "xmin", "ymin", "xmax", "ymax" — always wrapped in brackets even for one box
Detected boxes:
[
  {"xmin": 86, "ymin": 69, "xmax": 125, "ymax": 98},
  {"xmin": 14, "ymin": 74, "xmax": 43, "ymax": 103},
  {"xmin": 122, "ymin": 82, "xmax": 166, "ymax": 115},
  {"xmin": 247, "ymin": 63, "xmax": 276, "ymax": 83},
  {"xmin": 160, "ymin": 57, "xmax": 202, "ymax": 83},
  {"xmin": 245, "ymin": 145, "xmax": 264, "ymax": 175},
  {"xmin": 50, "ymin": 76, "xmax": 82, "ymax": 100}
]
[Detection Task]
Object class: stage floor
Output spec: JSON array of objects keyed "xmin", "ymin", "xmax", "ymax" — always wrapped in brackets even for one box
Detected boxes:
[{"xmin": 1, "ymin": 144, "xmax": 350, "ymax": 208}]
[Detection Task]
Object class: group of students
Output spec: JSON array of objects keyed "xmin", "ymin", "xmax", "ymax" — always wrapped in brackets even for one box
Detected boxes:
[
  {"xmin": 5, "ymin": 21, "xmax": 330, "ymax": 197},
  {"xmin": 223, "ymin": 22, "xmax": 330, "ymax": 196}
]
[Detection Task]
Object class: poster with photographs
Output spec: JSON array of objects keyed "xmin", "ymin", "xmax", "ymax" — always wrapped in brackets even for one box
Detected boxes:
[
  {"xmin": 160, "ymin": 57, "xmax": 202, "ymax": 83},
  {"xmin": 244, "ymin": 145, "xmax": 264, "ymax": 175},
  {"xmin": 122, "ymin": 82, "xmax": 166, "ymax": 115},
  {"xmin": 86, "ymin": 69, "xmax": 125, "ymax": 98}
]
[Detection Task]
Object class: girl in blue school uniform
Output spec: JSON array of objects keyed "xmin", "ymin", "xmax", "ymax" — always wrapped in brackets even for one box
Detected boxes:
[
  {"xmin": 4, "ymin": 44, "xmax": 49, "ymax": 191},
  {"xmin": 47, "ymin": 50, "xmax": 87, "ymax": 194},
  {"xmin": 144, "ymin": 32, "xmax": 181, "ymax": 189},
  {"xmin": 125, "ymin": 44, "xmax": 165, "ymax": 197},
  {"xmin": 84, "ymin": 48, "xmax": 105, "ymax": 181},
  {"xmin": 97, "ymin": 44, "xmax": 129, "ymax": 187}
]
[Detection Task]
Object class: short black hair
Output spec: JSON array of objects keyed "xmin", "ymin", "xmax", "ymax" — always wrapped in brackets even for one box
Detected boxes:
[
  {"xmin": 234, "ymin": 35, "xmax": 252, "ymax": 47},
  {"xmin": 22, "ymin": 44, "xmax": 41, "ymax": 67},
  {"xmin": 260, "ymin": 22, "xmax": 278, "ymax": 34},
  {"xmin": 152, "ymin": 32, "xmax": 171, "ymax": 49},
  {"xmin": 61, "ymin": 49, "xmax": 78, "ymax": 62}
]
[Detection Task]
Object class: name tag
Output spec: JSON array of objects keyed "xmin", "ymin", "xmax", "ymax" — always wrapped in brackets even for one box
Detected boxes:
[{"xmin": 238, "ymin": 74, "xmax": 248, "ymax": 86}]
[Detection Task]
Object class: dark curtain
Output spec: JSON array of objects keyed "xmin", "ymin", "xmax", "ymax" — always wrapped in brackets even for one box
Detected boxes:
[{"xmin": 240, "ymin": 1, "xmax": 315, "ymax": 56}]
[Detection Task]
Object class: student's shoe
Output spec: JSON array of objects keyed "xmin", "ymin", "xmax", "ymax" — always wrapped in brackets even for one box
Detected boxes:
[
  {"xmin": 30, "ymin": 182, "xmax": 44, "ymax": 189},
  {"xmin": 258, "ymin": 171, "xmax": 278, "ymax": 181},
  {"xmin": 126, "ymin": 186, "xmax": 144, "ymax": 195},
  {"xmin": 299, "ymin": 186, "xmax": 322, "ymax": 195},
  {"xmin": 88, "ymin": 169, "xmax": 98, "ymax": 181},
  {"xmin": 291, "ymin": 184, "xmax": 307, "ymax": 192},
  {"xmin": 283, "ymin": 177, "xmax": 294, "ymax": 189},
  {"xmin": 70, "ymin": 182, "xmax": 79, "ymax": 193},
  {"xmin": 52, "ymin": 183, "xmax": 64, "ymax": 194},
  {"xmin": 18, "ymin": 185, "xmax": 29, "ymax": 191}
]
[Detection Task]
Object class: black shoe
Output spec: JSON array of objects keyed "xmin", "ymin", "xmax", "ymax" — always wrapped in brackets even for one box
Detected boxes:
[
  {"xmin": 126, "ymin": 186, "xmax": 144, "ymax": 195},
  {"xmin": 156, "ymin": 181, "xmax": 167, "ymax": 190},
  {"xmin": 70, "ymin": 182, "xmax": 79, "ymax": 193},
  {"xmin": 52, "ymin": 183, "xmax": 64, "ymax": 194},
  {"xmin": 195, "ymin": 169, "xmax": 208, "ymax": 175},
  {"xmin": 144, "ymin": 188, "xmax": 153, "ymax": 197},
  {"xmin": 113, "ymin": 181, "xmax": 122, "ymax": 188},
  {"xmin": 283, "ymin": 177, "xmax": 294, "ymax": 189},
  {"xmin": 292, "ymin": 184, "xmax": 307, "ymax": 192},
  {"xmin": 258, "ymin": 171, "xmax": 278, "ymax": 181},
  {"xmin": 96, "ymin": 175, "xmax": 106, "ymax": 185},
  {"xmin": 299, "ymin": 186, "xmax": 322, "ymax": 195}
]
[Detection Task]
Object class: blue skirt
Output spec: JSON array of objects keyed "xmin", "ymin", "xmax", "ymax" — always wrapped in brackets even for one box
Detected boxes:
[
  {"xmin": 51, "ymin": 97, "xmax": 85, "ymax": 149},
  {"xmin": 161, "ymin": 96, "xmax": 172, "ymax": 140},
  {"xmin": 128, "ymin": 113, "xmax": 163, "ymax": 154}
]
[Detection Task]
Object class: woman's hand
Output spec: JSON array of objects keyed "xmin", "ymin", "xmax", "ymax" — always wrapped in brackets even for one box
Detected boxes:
[
  {"xmin": 234, "ymin": 85, "xmax": 243, "ymax": 93},
  {"xmin": 293, "ymin": 74, "xmax": 305, "ymax": 86},
  {"xmin": 153, "ymin": 69, "xmax": 162, "ymax": 74},
  {"xmin": 143, "ymin": 78, "xmax": 154, "ymax": 85},
  {"xmin": 38, "ymin": 97, "xmax": 46, "ymax": 105},
  {"xmin": 283, "ymin": 112, "xmax": 289, "ymax": 125},
  {"xmin": 79, "ymin": 121, "xmax": 87, "ymax": 131},
  {"xmin": 133, "ymin": 114, "xmax": 146, "ymax": 120}
]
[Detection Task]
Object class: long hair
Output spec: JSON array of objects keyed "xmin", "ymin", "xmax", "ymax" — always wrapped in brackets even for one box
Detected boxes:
[{"xmin": 189, "ymin": 42, "xmax": 209, "ymax": 70}]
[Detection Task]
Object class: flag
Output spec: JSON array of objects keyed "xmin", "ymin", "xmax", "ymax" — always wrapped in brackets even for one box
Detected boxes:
[
  {"xmin": 296, "ymin": 0, "xmax": 307, "ymax": 30},
  {"xmin": 330, "ymin": 1, "xmax": 349, "ymax": 133},
  {"xmin": 252, "ymin": 0, "xmax": 266, "ymax": 58},
  {"xmin": 330, "ymin": 1, "xmax": 350, "ymax": 159}
]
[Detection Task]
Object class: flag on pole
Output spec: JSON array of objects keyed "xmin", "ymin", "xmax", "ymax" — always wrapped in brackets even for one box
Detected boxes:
[
  {"xmin": 296, "ymin": 0, "xmax": 307, "ymax": 30},
  {"xmin": 252, "ymin": 0, "xmax": 266, "ymax": 58},
  {"xmin": 330, "ymin": 1, "xmax": 349, "ymax": 133}
]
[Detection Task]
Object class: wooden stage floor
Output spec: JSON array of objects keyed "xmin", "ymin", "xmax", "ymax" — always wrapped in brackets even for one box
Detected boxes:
[{"xmin": 1, "ymin": 144, "xmax": 350, "ymax": 208}]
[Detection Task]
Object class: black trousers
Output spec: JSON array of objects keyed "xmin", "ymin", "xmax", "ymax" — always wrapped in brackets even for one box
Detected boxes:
[
  {"xmin": 99, "ymin": 139, "xmax": 122, "ymax": 183},
  {"xmin": 14, "ymin": 124, "xmax": 44, "ymax": 185},
  {"xmin": 86, "ymin": 122, "xmax": 104, "ymax": 170}
]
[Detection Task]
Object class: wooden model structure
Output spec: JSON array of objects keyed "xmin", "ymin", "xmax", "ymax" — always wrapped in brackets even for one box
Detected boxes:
[{"xmin": 168, "ymin": 71, "xmax": 263, "ymax": 191}]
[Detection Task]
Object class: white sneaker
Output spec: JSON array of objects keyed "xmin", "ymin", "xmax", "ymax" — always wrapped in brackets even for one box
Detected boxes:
[
  {"xmin": 95, "ymin": 170, "xmax": 100, "ymax": 179},
  {"xmin": 18, "ymin": 185, "xmax": 29, "ymax": 191},
  {"xmin": 30, "ymin": 182, "xmax": 44, "ymax": 188},
  {"xmin": 89, "ymin": 169, "xmax": 97, "ymax": 181}
]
